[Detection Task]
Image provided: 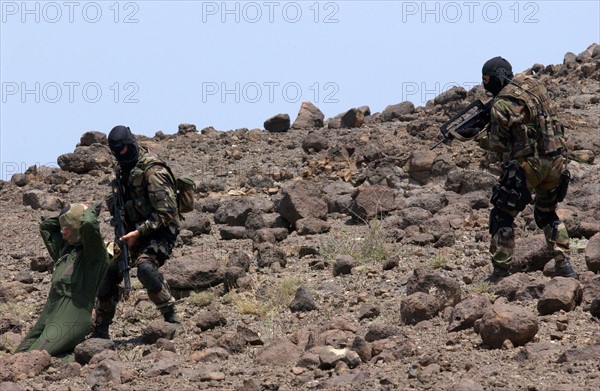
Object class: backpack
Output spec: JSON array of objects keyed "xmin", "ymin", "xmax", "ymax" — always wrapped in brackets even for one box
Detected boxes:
[
  {"xmin": 497, "ymin": 75, "xmax": 565, "ymax": 156},
  {"xmin": 135, "ymin": 151, "xmax": 197, "ymax": 215},
  {"xmin": 173, "ymin": 175, "xmax": 196, "ymax": 213}
]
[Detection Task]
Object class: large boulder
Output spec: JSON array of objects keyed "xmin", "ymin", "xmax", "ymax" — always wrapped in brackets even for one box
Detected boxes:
[
  {"xmin": 400, "ymin": 292, "xmax": 440, "ymax": 325},
  {"xmin": 264, "ymin": 114, "xmax": 290, "ymax": 132},
  {"xmin": 448, "ymin": 295, "xmax": 492, "ymax": 332},
  {"xmin": 585, "ymin": 232, "xmax": 600, "ymax": 272},
  {"xmin": 511, "ymin": 234, "xmax": 554, "ymax": 272},
  {"xmin": 255, "ymin": 338, "xmax": 303, "ymax": 367},
  {"xmin": 340, "ymin": 108, "xmax": 365, "ymax": 128},
  {"xmin": 349, "ymin": 185, "xmax": 396, "ymax": 222},
  {"xmin": 57, "ymin": 144, "xmax": 112, "ymax": 174},
  {"xmin": 433, "ymin": 86, "xmax": 467, "ymax": 105},
  {"xmin": 381, "ymin": 101, "xmax": 415, "ymax": 122},
  {"xmin": 289, "ymin": 285, "xmax": 318, "ymax": 313},
  {"xmin": 141, "ymin": 320, "xmax": 177, "ymax": 344},
  {"xmin": 291, "ymin": 102, "xmax": 324, "ymax": 129},
  {"xmin": 74, "ymin": 338, "xmax": 116, "ymax": 365},
  {"xmin": 180, "ymin": 211, "xmax": 211, "ymax": 235},
  {"xmin": 537, "ymin": 277, "xmax": 582, "ymax": 315},
  {"xmin": 79, "ymin": 131, "xmax": 107, "ymax": 146},
  {"xmin": 405, "ymin": 151, "xmax": 437, "ymax": 185},
  {"xmin": 274, "ymin": 182, "xmax": 327, "ymax": 225},
  {"xmin": 479, "ymin": 303, "xmax": 539, "ymax": 349},
  {"xmin": 162, "ymin": 252, "xmax": 225, "ymax": 290},
  {"xmin": 22, "ymin": 190, "xmax": 62, "ymax": 211},
  {"xmin": 0, "ymin": 350, "xmax": 52, "ymax": 381},
  {"xmin": 214, "ymin": 197, "xmax": 257, "ymax": 226},
  {"xmin": 302, "ymin": 132, "xmax": 329, "ymax": 153},
  {"xmin": 323, "ymin": 180, "xmax": 354, "ymax": 214}
]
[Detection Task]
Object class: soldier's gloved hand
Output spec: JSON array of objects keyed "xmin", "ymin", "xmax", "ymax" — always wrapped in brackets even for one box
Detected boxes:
[{"xmin": 458, "ymin": 127, "xmax": 480, "ymax": 138}]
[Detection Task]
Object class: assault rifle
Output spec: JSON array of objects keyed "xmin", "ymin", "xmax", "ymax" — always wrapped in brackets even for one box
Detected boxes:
[
  {"xmin": 430, "ymin": 99, "xmax": 493, "ymax": 149},
  {"xmin": 111, "ymin": 171, "xmax": 132, "ymax": 299}
]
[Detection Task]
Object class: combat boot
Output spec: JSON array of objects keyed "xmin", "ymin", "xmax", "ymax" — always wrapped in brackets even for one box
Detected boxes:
[
  {"xmin": 555, "ymin": 257, "xmax": 578, "ymax": 279},
  {"xmin": 162, "ymin": 304, "xmax": 180, "ymax": 324},
  {"xmin": 92, "ymin": 321, "xmax": 111, "ymax": 339}
]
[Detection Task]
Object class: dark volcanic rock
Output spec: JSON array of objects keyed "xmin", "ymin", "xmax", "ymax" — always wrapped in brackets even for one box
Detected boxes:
[
  {"xmin": 289, "ymin": 285, "xmax": 318, "ymax": 312},
  {"xmin": 333, "ymin": 255, "xmax": 357, "ymax": 276},
  {"xmin": 274, "ymin": 182, "xmax": 327, "ymax": 225},
  {"xmin": 196, "ymin": 310, "xmax": 227, "ymax": 331},
  {"xmin": 162, "ymin": 252, "xmax": 224, "ymax": 290},
  {"xmin": 341, "ymin": 108, "xmax": 365, "ymax": 128},
  {"xmin": 141, "ymin": 320, "xmax": 177, "ymax": 344},
  {"xmin": 264, "ymin": 114, "xmax": 291, "ymax": 132}
]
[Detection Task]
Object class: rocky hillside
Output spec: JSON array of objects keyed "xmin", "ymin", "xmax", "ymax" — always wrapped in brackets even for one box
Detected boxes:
[{"xmin": 1, "ymin": 44, "xmax": 599, "ymax": 391}]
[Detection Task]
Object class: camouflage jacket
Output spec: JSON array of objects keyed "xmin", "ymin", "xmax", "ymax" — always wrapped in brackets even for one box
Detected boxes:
[
  {"xmin": 117, "ymin": 148, "xmax": 180, "ymax": 237},
  {"xmin": 479, "ymin": 75, "xmax": 565, "ymax": 161}
]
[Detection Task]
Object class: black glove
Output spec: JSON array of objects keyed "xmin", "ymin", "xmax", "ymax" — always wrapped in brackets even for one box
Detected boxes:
[{"xmin": 456, "ymin": 127, "xmax": 481, "ymax": 138}]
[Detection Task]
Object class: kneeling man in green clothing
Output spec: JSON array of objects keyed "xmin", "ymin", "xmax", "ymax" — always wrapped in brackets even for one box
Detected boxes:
[{"xmin": 16, "ymin": 203, "xmax": 109, "ymax": 361}]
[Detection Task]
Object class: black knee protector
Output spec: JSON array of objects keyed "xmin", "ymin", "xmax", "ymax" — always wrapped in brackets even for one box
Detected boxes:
[
  {"xmin": 97, "ymin": 268, "xmax": 121, "ymax": 301},
  {"xmin": 534, "ymin": 208, "xmax": 559, "ymax": 229},
  {"xmin": 137, "ymin": 262, "xmax": 164, "ymax": 294},
  {"xmin": 489, "ymin": 208, "xmax": 514, "ymax": 236},
  {"xmin": 490, "ymin": 160, "xmax": 532, "ymax": 214}
]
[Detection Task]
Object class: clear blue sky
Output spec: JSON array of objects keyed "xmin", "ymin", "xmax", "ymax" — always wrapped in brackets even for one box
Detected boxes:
[{"xmin": 1, "ymin": 1, "xmax": 599, "ymax": 179}]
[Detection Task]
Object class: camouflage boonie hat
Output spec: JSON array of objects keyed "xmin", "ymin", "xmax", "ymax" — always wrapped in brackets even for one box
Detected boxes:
[{"xmin": 59, "ymin": 203, "xmax": 86, "ymax": 243}]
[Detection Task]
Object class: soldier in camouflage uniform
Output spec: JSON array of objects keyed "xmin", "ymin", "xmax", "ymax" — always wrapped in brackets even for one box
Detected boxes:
[
  {"xmin": 93, "ymin": 126, "xmax": 180, "ymax": 339},
  {"xmin": 16, "ymin": 204, "xmax": 109, "ymax": 360},
  {"xmin": 476, "ymin": 57, "xmax": 577, "ymax": 281}
]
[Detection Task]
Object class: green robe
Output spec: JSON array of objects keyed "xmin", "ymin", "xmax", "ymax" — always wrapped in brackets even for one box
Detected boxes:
[{"xmin": 16, "ymin": 208, "xmax": 109, "ymax": 360}]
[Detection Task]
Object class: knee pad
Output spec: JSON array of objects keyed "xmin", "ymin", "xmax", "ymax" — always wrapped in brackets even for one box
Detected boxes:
[
  {"xmin": 534, "ymin": 208, "xmax": 559, "ymax": 229},
  {"xmin": 137, "ymin": 262, "xmax": 164, "ymax": 294},
  {"xmin": 490, "ymin": 160, "xmax": 532, "ymax": 214},
  {"xmin": 489, "ymin": 208, "xmax": 514, "ymax": 236},
  {"xmin": 545, "ymin": 220, "xmax": 570, "ymax": 247}
]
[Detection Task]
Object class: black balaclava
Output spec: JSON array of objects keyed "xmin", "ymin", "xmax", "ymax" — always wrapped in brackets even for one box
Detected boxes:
[
  {"xmin": 482, "ymin": 57, "xmax": 514, "ymax": 96},
  {"xmin": 108, "ymin": 125, "xmax": 139, "ymax": 170}
]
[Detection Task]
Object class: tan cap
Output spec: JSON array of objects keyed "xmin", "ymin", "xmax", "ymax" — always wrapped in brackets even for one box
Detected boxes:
[{"xmin": 59, "ymin": 203, "xmax": 86, "ymax": 243}]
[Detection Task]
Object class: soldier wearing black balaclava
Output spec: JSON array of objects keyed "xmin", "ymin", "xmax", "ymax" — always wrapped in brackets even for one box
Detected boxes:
[
  {"xmin": 477, "ymin": 57, "xmax": 577, "ymax": 281},
  {"xmin": 94, "ymin": 126, "xmax": 181, "ymax": 339}
]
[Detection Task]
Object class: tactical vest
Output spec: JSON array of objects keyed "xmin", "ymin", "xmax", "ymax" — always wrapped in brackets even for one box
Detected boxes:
[
  {"xmin": 497, "ymin": 76, "xmax": 565, "ymax": 157},
  {"xmin": 123, "ymin": 149, "xmax": 178, "ymax": 227}
]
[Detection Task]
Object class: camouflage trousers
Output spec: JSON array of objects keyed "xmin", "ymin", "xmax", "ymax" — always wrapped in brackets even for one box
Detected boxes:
[
  {"xmin": 490, "ymin": 155, "xmax": 570, "ymax": 270},
  {"xmin": 96, "ymin": 231, "xmax": 176, "ymax": 326}
]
